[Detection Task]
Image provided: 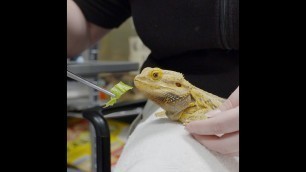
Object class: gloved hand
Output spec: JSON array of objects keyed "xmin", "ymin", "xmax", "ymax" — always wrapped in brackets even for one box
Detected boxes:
[{"xmin": 185, "ymin": 87, "xmax": 239, "ymax": 156}]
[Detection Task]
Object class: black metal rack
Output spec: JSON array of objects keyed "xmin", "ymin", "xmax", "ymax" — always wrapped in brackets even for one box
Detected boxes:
[{"xmin": 82, "ymin": 100, "xmax": 146, "ymax": 172}]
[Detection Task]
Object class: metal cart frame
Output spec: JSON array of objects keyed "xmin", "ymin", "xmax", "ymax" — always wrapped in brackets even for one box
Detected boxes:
[{"xmin": 82, "ymin": 100, "xmax": 146, "ymax": 172}]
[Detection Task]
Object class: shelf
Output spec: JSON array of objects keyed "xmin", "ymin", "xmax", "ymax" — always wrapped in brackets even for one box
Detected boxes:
[
  {"xmin": 67, "ymin": 98, "xmax": 99, "ymax": 111},
  {"xmin": 67, "ymin": 61, "xmax": 139, "ymax": 77}
]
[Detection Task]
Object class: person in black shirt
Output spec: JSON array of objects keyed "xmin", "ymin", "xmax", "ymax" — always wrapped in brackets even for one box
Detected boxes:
[{"xmin": 67, "ymin": 0, "xmax": 239, "ymax": 156}]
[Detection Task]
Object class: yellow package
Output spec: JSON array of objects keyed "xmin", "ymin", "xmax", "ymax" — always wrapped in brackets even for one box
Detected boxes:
[
  {"xmin": 67, "ymin": 119, "xmax": 91, "ymax": 172},
  {"xmin": 67, "ymin": 118, "xmax": 129, "ymax": 171},
  {"xmin": 108, "ymin": 120, "xmax": 129, "ymax": 168}
]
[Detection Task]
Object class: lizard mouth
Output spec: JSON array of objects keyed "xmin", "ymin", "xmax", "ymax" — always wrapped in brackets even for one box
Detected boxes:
[
  {"xmin": 133, "ymin": 78, "xmax": 143, "ymax": 88},
  {"xmin": 133, "ymin": 77, "xmax": 141, "ymax": 83},
  {"xmin": 133, "ymin": 75, "xmax": 142, "ymax": 84}
]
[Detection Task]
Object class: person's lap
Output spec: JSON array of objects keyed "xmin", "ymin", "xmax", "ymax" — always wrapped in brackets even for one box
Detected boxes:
[{"xmin": 114, "ymin": 101, "xmax": 239, "ymax": 172}]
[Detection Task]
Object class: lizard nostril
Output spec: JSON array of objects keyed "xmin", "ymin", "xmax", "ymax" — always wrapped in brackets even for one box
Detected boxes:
[{"xmin": 176, "ymin": 83, "xmax": 181, "ymax": 87}]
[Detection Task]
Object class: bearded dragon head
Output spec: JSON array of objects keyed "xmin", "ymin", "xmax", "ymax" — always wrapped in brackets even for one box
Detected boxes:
[{"xmin": 134, "ymin": 67, "xmax": 193, "ymax": 114}]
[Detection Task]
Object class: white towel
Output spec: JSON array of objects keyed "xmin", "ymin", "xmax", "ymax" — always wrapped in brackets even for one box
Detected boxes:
[{"xmin": 114, "ymin": 102, "xmax": 239, "ymax": 172}]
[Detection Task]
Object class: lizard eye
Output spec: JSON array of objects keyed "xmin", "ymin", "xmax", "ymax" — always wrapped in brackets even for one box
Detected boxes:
[
  {"xmin": 150, "ymin": 68, "xmax": 163, "ymax": 80},
  {"xmin": 175, "ymin": 83, "xmax": 181, "ymax": 87}
]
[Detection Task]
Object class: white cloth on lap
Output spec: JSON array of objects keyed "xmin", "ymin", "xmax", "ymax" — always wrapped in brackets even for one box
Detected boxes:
[{"xmin": 114, "ymin": 101, "xmax": 239, "ymax": 172}]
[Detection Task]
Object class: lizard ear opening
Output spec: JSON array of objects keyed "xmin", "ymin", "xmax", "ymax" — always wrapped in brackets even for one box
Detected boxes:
[{"xmin": 176, "ymin": 83, "xmax": 182, "ymax": 87}]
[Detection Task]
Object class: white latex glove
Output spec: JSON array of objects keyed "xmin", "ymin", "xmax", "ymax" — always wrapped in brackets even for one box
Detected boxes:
[{"xmin": 185, "ymin": 87, "xmax": 239, "ymax": 156}]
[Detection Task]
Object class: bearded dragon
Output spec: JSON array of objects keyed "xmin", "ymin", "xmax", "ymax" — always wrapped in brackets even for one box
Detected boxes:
[{"xmin": 134, "ymin": 67, "xmax": 225, "ymax": 125}]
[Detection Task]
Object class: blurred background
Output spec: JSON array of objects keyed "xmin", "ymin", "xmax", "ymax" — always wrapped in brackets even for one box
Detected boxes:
[{"xmin": 67, "ymin": 18, "xmax": 150, "ymax": 172}]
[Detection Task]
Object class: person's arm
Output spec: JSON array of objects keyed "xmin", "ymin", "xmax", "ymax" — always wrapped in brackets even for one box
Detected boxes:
[{"xmin": 67, "ymin": 0, "xmax": 109, "ymax": 58}]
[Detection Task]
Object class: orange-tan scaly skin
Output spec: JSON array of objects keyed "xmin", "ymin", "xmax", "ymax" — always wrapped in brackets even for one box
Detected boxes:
[{"xmin": 134, "ymin": 67, "xmax": 225, "ymax": 125}]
